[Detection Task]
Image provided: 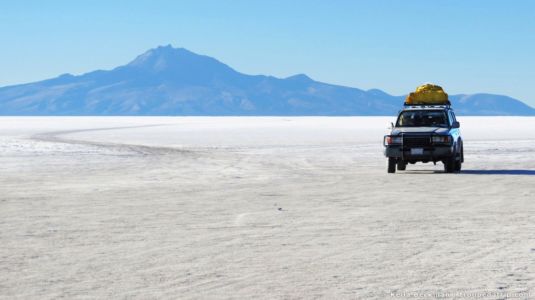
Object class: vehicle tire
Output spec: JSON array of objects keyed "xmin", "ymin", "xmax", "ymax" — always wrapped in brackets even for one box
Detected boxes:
[
  {"xmin": 454, "ymin": 145, "xmax": 463, "ymax": 173},
  {"xmin": 388, "ymin": 158, "xmax": 396, "ymax": 173},
  {"xmin": 454, "ymin": 159, "xmax": 462, "ymax": 172},
  {"xmin": 460, "ymin": 141, "xmax": 464, "ymax": 163},
  {"xmin": 443, "ymin": 157, "xmax": 455, "ymax": 173},
  {"xmin": 397, "ymin": 161, "xmax": 407, "ymax": 171}
]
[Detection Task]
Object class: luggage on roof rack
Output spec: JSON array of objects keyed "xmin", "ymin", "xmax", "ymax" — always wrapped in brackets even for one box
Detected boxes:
[{"xmin": 405, "ymin": 83, "xmax": 449, "ymax": 105}]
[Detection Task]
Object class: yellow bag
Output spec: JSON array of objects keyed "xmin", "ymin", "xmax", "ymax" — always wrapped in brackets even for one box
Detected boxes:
[{"xmin": 405, "ymin": 84, "xmax": 449, "ymax": 105}]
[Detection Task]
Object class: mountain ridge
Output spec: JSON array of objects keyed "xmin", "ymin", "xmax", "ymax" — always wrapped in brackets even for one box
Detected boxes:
[{"xmin": 1, "ymin": 45, "xmax": 534, "ymax": 116}]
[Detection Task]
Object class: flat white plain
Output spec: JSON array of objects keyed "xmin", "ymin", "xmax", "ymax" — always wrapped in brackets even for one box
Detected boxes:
[{"xmin": 1, "ymin": 117, "xmax": 534, "ymax": 299}]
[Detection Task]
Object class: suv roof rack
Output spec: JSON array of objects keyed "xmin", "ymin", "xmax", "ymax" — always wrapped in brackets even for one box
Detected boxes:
[{"xmin": 403, "ymin": 102, "xmax": 451, "ymax": 109}]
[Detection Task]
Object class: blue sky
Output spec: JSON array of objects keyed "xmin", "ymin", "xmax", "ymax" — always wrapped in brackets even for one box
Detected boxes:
[{"xmin": 1, "ymin": 0, "xmax": 535, "ymax": 105}]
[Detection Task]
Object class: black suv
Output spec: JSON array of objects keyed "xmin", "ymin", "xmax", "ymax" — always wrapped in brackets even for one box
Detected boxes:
[{"xmin": 383, "ymin": 104, "xmax": 463, "ymax": 173}]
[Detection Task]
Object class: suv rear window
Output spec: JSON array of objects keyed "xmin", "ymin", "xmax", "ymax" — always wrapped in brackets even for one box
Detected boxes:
[{"xmin": 396, "ymin": 110, "xmax": 449, "ymax": 127}]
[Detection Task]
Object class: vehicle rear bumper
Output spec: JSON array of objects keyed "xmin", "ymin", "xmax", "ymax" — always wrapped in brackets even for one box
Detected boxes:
[{"xmin": 384, "ymin": 145, "xmax": 453, "ymax": 161}]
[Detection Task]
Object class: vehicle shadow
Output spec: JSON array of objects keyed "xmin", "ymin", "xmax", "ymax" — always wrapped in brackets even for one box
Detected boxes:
[
  {"xmin": 461, "ymin": 169, "xmax": 535, "ymax": 175},
  {"xmin": 401, "ymin": 169, "xmax": 535, "ymax": 175}
]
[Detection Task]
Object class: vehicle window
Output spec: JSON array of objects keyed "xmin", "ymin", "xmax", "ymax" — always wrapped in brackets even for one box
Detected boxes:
[
  {"xmin": 396, "ymin": 110, "xmax": 448, "ymax": 127},
  {"xmin": 447, "ymin": 111, "xmax": 453, "ymax": 126}
]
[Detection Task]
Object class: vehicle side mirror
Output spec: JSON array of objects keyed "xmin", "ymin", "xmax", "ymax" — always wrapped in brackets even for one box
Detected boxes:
[
  {"xmin": 452, "ymin": 121, "xmax": 460, "ymax": 128},
  {"xmin": 389, "ymin": 122, "xmax": 394, "ymax": 129}
]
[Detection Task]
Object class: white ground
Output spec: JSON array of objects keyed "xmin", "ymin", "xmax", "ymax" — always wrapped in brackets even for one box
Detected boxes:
[{"xmin": 1, "ymin": 117, "xmax": 534, "ymax": 299}]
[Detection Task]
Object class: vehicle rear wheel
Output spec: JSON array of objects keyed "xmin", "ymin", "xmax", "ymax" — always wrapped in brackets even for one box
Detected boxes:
[
  {"xmin": 397, "ymin": 161, "xmax": 406, "ymax": 171},
  {"xmin": 388, "ymin": 158, "xmax": 396, "ymax": 173}
]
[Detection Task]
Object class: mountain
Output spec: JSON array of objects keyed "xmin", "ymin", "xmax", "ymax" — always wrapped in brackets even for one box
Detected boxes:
[
  {"xmin": 449, "ymin": 94, "xmax": 535, "ymax": 116},
  {"xmin": 1, "ymin": 45, "xmax": 534, "ymax": 116}
]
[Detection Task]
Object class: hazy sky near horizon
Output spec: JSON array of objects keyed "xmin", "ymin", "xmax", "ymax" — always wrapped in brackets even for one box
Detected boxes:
[{"xmin": 2, "ymin": 0, "xmax": 535, "ymax": 105}]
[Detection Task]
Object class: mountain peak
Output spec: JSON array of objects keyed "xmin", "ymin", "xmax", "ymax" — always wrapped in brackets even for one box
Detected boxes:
[
  {"xmin": 367, "ymin": 88, "xmax": 390, "ymax": 97},
  {"xmin": 152, "ymin": 44, "xmax": 194, "ymax": 55},
  {"xmin": 124, "ymin": 45, "xmax": 238, "ymax": 79},
  {"xmin": 286, "ymin": 74, "xmax": 313, "ymax": 82},
  {"xmin": 157, "ymin": 44, "xmax": 173, "ymax": 49},
  {"xmin": 128, "ymin": 45, "xmax": 196, "ymax": 68}
]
